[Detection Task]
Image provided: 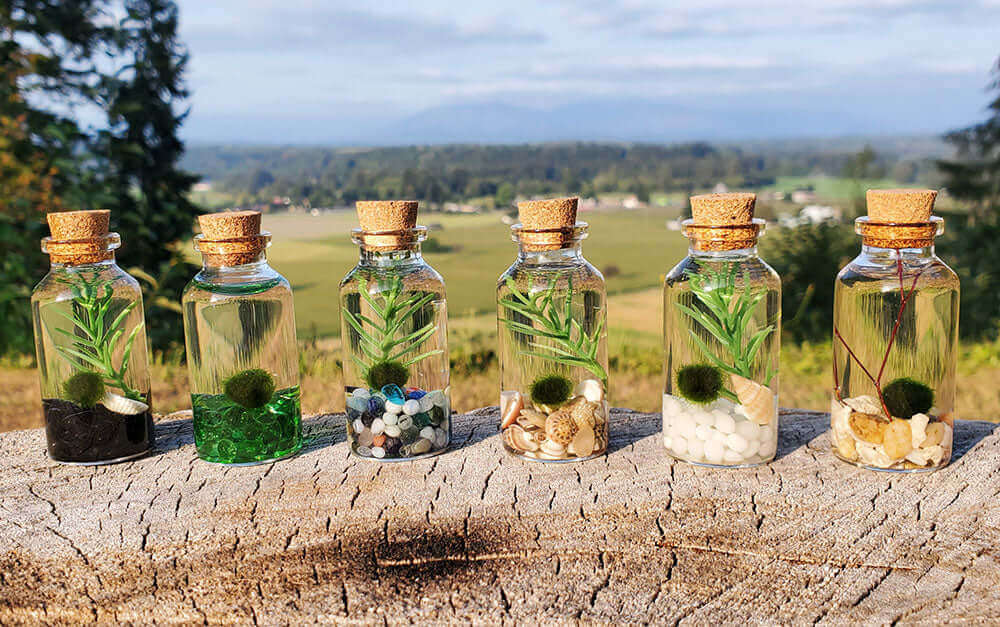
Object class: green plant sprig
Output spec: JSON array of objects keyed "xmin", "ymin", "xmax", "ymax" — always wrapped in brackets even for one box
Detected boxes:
[
  {"xmin": 342, "ymin": 276, "xmax": 443, "ymax": 376},
  {"xmin": 676, "ymin": 263, "xmax": 775, "ymax": 389},
  {"xmin": 499, "ymin": 275, "xmax": 607, "ymax": 382},
  {"xmin": 51, "ymin": 271, "xmax": 144, "ymax": 401}
]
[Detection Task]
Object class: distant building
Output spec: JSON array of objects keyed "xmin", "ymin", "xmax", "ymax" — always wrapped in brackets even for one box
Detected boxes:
[
  {"xmin": 799, "ymin": 205, "xmax": 840, "ymax": 224},
  {"xmin": 712, "ymin": 182, "xmax": 729, "ymax": 194},
  {"xmin": 790, "ymin": 189, "xmax": 817, "ymax": 204}
]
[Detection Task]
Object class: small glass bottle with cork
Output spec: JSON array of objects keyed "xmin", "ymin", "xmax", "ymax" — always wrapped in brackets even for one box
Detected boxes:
[
  {"xmin": 182, "ymin": 210, "xmax": 303, "ymax": 465},
  {"xmin": 497, "ymin": 197, "xmax": 609, "ymax": 462},
  {"xmin": 31, "ymin": 210, "xmax": 155, "ymax": 464},
  {"xmin": 340, "ymin": 201, "xmax": 451, "ymax": 461},
  {"xmin": 831, "ymin": 189, "xmax": 959, "ymax": 471},
  {"xmin": 662, "ymin": 193, "xmax": 781, "ymax": 467}
]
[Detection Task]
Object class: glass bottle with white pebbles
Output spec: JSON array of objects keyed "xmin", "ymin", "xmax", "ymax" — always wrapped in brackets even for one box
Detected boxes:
[
  {"xmin": 662, "ymin": 193, "xmax": 781, "ymax": 467},
  {"xmin": 340, "ymin": 201, "xmax": 450, "ymax": 461}
]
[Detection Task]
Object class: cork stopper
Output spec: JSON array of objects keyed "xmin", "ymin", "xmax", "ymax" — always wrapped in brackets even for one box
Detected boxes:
[
  {"xmin": 684, "ymin": 193, "xmax": 761, "ymax": 251},
  {"xmin": 516, "ymin": 197, "xmax": 579, "ymax": 251},
  {"xmin": 44, "ymin": 210, "xmax": 116, "ymax": 265},
  {"xmin": 195, "ymin": 210, "xmax": 268, "ymax": 265},
  {"xmin": 354, "ymin": 200, "xmax": 420, "ymax": 251},
  {"xmin": 859, "ymin": 189, "xmax": 940, "ymax": 248}
]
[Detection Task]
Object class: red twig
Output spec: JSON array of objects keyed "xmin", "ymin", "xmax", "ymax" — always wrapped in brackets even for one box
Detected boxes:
[
  {"xmin": 875, "ymin": 257, "xmax": 925, "ymax": 386},
  {"xmin": 834, "ymin": 327, "xmax": 891, "ymax": 418}
]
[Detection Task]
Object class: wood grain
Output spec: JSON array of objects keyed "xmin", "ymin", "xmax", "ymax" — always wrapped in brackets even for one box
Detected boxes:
[{"xmin": 0, "ymin": 408, "xmax": 998, "ymax": 624}]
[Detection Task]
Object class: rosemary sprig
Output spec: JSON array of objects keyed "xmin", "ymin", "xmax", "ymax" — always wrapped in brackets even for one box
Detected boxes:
[
  {"xmin": 51, "ymin": 270, "xmax": 144, "ymax": 401},
  {"xmin": 676, "ymin": 263, "xmax": 776, "ymax": 392},
  {"xmin": 499, "ymin": 275, "xmax": 607, "ymax": 382},
  {"xmin": 342, "ymin": 275, "xmax": 443, "ymax": 376}
]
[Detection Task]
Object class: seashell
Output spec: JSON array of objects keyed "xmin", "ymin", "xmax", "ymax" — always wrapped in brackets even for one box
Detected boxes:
[
  {"xmin": 101, "ymin": 392, "xmax": 149, "ymax": 416},
  {"xmin": 538, "ymin": 439, "xmax": 567, "ymax": 459},
  {"xmin": 500, "ymin": 391, "xmax": 524, "ymax": 429},
  {"xmin": 545, "ymin": 411, "xmax": 579, "ymax": 446},
  {"xmin": 843, "ymin": 395, "xmax": 883, "ymax": 416},
  {"xmin": 505, "ymin": 424, "xmax": 540, "ymax": 452},
  {"xmin": 569, "ymin": 401, "xmax": 598, "ymax": 430},
  {"xmin": 567, "ymin": 424, "xmax": 596, "ymax": 457},
  {"xmin": 575, "ymin": 379, "xmax": 605, "ymax": 404},
  {"xmin": 729, "ymin": 375, "xmax": 774, "ymax": 426},
  {"xmin": 520, "ymin": 408, "xmax": 548, "ymax": 429}
]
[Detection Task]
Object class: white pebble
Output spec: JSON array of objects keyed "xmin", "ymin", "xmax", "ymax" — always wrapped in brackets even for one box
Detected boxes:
[
  {"xmin": 397, "ymin": 415, "xmax": 413, "ymax": 430},
  {"xmin": 725, "ymin": 433, "xmax": 749, "ymax": 453},
  {"xmin": 419, "ymin": 395, "xmax": 434, "ymax": 412},
  {"xmin": 371, "ymin": 418, "xmax": 385, "ymax": 436},
  {"xmin": 662, "ymin": 394, "xmax": 681, "ymax": 417},
  {"xmin": 371, "ymin": 447, "xmax": 386, "ymax": 459},
  {"xmin": 723, "ymin": 450, "xmax": 744, "ymax": 463},
  {"xmin": 676, "ymin": 415, "xmax": 698, "ymax": 440},
  {"xmin": 351, "ymin": 388, "xmax": 371, "ymax": 400},
  {"xmin": 710, "ymin": 429, "xmax": 726, "ymax": 444},
  {"xmin": 352, "ymin": 418, "xmax": 365, "ymax": 433},
  {"xmin": 687, "ymin": 438, "xmax": 705, "ymax": 461},
  {"xmin": 695, "ymin": 424, "xmax": 714, "ymax": 442},
  {"xmin": 435, "ymin": 428, "xmax": 448, "ymax": 447},
  {"xmin": 694, "ymin": 409, "xmax": 715, "ymax": 426},
  {"xmin": 736, "ymin": 420, "xmax": 759, "ymax": 441},
  {"xmin": 382, "ymin": 412, "xmax": 398, "ymax": 426},
  {"xmin": 420, "ymin": 426, "xmax": 436, "ymax": 441},
  {"xmin": 384, "ymin": 424, "xmax": 402, "ymax": 438},
  {"xmin": 743, "ymin": 438, "xmax": 760, "ymax": 457},
  {"xmin": 759, "ymin": 434, "xmax": 777, "ymax": 458},
  {"xmin": 714, "ymin": 412, "xmax": 736, "ymax": 434},
  {"xmin": 662, "ymin": 435, "xmax": 672, "ymax": 449},
  {"xmin": 671, "ymin": 436, "xmax": 688, "ymax": 456},
  {"xmin": 356, "ymin": 446, "xmax": 372, "ymax": 457},
  {"xmin": 384, "ymin": 400, "xmax": 403, "ymax": 414},
  {"xmin": 705, "ymin": 439, "xmax": 726, "ymax": 464},
  {"xmin": 403, "ymin": 399, "xmax": 420, "ymax": 416}
]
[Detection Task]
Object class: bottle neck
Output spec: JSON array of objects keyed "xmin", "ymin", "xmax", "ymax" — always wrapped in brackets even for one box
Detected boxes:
[
  {"xmin": 687, "ymin": 244, "xmax": 759, "ymax": 259},
  {"xmin": 860, "ymin": 243, "xmax": 936, "ymax": 262},
  {"xmin": 358, "ymin": 244, "xmax": 423, "ymax": 266},
  {"xmin": 49, "ymin": 256, "xmax": 118, "ymax": 271},
  {"xmin": 199, "ymin": 251, "xmax": 269, "ymax": 273},
  {"xmin": 517, "ymin": 241, "xmax": 584, "ymax": 264}
]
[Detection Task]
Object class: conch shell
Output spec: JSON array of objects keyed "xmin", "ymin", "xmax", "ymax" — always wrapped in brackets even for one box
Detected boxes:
[{"xmin": 730, "ymin": 374, "xmax": 774, "ymax": 425}]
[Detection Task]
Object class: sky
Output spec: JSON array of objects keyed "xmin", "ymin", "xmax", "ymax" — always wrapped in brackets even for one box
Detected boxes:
[{"xmin": 175, "ymin": 0, "xmax": 1000, "ymax": 144}]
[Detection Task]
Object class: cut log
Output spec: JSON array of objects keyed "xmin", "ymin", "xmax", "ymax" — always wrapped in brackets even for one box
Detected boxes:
[{"xmin": 0, "ymin": 408, "xmax": 998, "ymax": 624}]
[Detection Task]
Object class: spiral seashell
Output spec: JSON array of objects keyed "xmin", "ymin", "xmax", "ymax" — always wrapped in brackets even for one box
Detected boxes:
[
  {"xmin": 500, "ymin": 391, "xmax": 523, "ymax": 429},
  {"xmin": 519, "ymin": 408, "xmax": 548, "ymax": 429},
  {"xmin": 729, "ymin": 374, "xmax": 774, "ymax": 426},
  {"xmin": 504, "ymin": 424, "xmax": 540, "ymax": 452},
  {"xmin": 545, "ymin": 411, "xmax": 579, "ymax": 446},
  {"xmin": 101, "ymin": 392, "xmax": 149, "ymax": 416}
]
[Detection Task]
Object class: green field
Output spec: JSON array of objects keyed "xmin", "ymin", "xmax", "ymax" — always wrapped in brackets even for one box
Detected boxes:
[{"xmin": 247, "ymin": 208, "xmax": 690, "ymax": 338}]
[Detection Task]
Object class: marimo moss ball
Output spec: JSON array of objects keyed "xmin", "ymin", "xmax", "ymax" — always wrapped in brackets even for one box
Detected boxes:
[
  {"xmin": 223, "ymin": 369, "xmax": 276, "ymax": 408},
  {"xmin": 676, "ymin": 364, "xmax": 723, "ymax": 404},
  {"xmin": 63, "ymin": 371, "xmax": 105, "ymax": 408},
  {"xmin": 529, "ymin": 373, "xmax": 573, "ymax": 406},
  {"xmin": 366, "ymin": 360, "xmax": 409, "ymax": 390},
  {"xmin": 883, "ymin": 377, "xmax": 934, "ymax": 419}
]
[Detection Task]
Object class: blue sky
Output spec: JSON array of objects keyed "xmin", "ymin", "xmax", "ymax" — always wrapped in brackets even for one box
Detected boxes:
[{"xmin": 175, "ymin": 0, "xmax": 1000, "ymax": 144}]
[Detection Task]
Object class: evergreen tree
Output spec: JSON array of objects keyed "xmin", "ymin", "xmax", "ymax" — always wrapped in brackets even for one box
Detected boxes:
[{"xmin": 938, "ymin": 57, "xmax": 1000, "ymax": 222}]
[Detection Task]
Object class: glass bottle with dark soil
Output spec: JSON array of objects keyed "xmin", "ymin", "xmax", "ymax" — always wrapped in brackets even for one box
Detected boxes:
[
  {"xmin": 661, "ymin": 193, "xmax": 781, "ymax": 467},
  {"xmin": 497, "ymin": 197, "xmax": 609, "ymax": 462},
  {"xmin": 831, "ymin": 189, "xmax": 959, "ymax": 472},
  {"xmin": 340, "ymin": 201, "xmax": 450, "ymax": 461},
  {"xmin": 31, "ymin": 210, "xmax": 154, "ymax": 464},
  {"xmin": 182, "ymin": 211, "xmax": 302, "ymax": 465}
]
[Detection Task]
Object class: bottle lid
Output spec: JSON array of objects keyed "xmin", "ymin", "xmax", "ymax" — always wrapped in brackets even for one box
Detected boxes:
[
  {"xmin": 683, "ymin": 193, "xmax": 763, "ymax": 251},
  {"xmin": 354, "ymin": 200, "xmax": 421, "ymax": 251},
  {"xmin": 515, "ymin": 197, "xmax": 580, "ymax": 251},
  {"xmin": 858, "ymin": 189, "xmax": 942, "ymax": 248},
  {"xmin": 43, "ymin": 210, "xmax": 118, "ymax": 265},
  {"xmin": 195, "ymin": 210, "xmax": 270, "ymax": 265}
]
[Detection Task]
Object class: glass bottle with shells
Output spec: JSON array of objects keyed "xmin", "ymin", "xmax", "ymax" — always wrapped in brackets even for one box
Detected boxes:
[
  {"xmin": 831, "ymin": 189, "xmax": 959, "ymax": 472},
  {"xmin": 340, "ymin": 201, "xmax": 450, "ymax": 461},
  {"xmin": 182, "ymin": 211, "xmax": 302, "ymax": 465},
  {"xmin": 30, "ymin": 210, "xmax": 154, "ymax": 464},
  {"xmin": 497, "ymin": 197, "xmax": 609, "ymax": 462},
  {"xmin": 662, "ymin": 193, "xmax": 781, "ymax": 467}
]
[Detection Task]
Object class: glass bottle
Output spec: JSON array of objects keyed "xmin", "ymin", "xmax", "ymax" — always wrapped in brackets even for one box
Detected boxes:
[
  {"xmin": 31, "ymin": 210, "xmax": 154, "ymax": 464},
  {"xmin": 831, "ymin": 189, "xmax": 958, "ymax": 472},
  {"xmin": 340, "ymin": 201, "xmax": 450, "ymax": 461},
  {"xmin": 497, "ymin": 197, "xmax": 609, "ymax": 462},
  {"xmin": 662, "ymin": 193, "xmax": 781, "ymax": 467},
  {"xmin": 182, "ymin": 211, "xmax": 302, "ymax": 465}
]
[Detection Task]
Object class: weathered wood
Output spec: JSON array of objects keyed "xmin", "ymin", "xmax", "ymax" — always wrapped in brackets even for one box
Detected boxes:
[{"xmin": 0, "ymin": 407, "xmax": 998, "ymax": 624}]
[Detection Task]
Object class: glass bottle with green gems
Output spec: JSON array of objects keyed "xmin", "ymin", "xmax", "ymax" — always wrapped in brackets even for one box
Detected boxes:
[
  {"xmin": 31, "ymin": 210, "xmax": 155, "ymax": 464},
  {"xmin": 662, "ymin": 193, "xmax": 781, "ymax": 467},
  {"xmin": 340, "ymin": 200, "xmax": 450, "ymax": 461},
  {"xmin": 831, "ymin": 189, "xmax": 958, "ymax": 472},
  {"xmin": 497, "ymin": 197, "xmax": 609, "ymax": 462},
  {"xmin": 182, "ymin": 211, "xmax": 302, "ymax": 465}
]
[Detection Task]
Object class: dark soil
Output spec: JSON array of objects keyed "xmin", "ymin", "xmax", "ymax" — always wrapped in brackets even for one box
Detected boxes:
[{"xmin": 42, "ymin": 397, "xmax": 154, "ymax": 463}]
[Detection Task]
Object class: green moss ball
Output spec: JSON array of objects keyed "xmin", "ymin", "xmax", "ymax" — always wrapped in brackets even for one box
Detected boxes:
[
  {"xmin": 676, "ymin": 364, "xmax": 724, "ymax": 405},
  {"xmin": 883, "ymin": 377, "xmax": 934, "ymax": 418},
  {"xmin": 63, "ymin": 371, "xmax": 105, "ymax": 408},
  {"xmin": 529, "ymin": 373, "xmax": 573, "ymax": 406},
  {"xmin": 223, "ymin": 369, "xmax": 276, "ymax": 408},
  {"xmin": 365, "ymin": 360, "xmax": 409, "ymax": 390}
]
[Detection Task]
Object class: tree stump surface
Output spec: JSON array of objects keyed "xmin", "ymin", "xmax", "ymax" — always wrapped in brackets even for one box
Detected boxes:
[{"xmin": 0, "ymin": 407, "xmax": 998, "ymax": 625}]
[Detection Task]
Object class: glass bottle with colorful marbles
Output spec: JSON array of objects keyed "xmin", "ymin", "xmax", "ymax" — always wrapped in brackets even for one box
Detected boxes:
[{"xmin": 340, "ymin": 201, "xmax": 450, "ymax": 461}]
